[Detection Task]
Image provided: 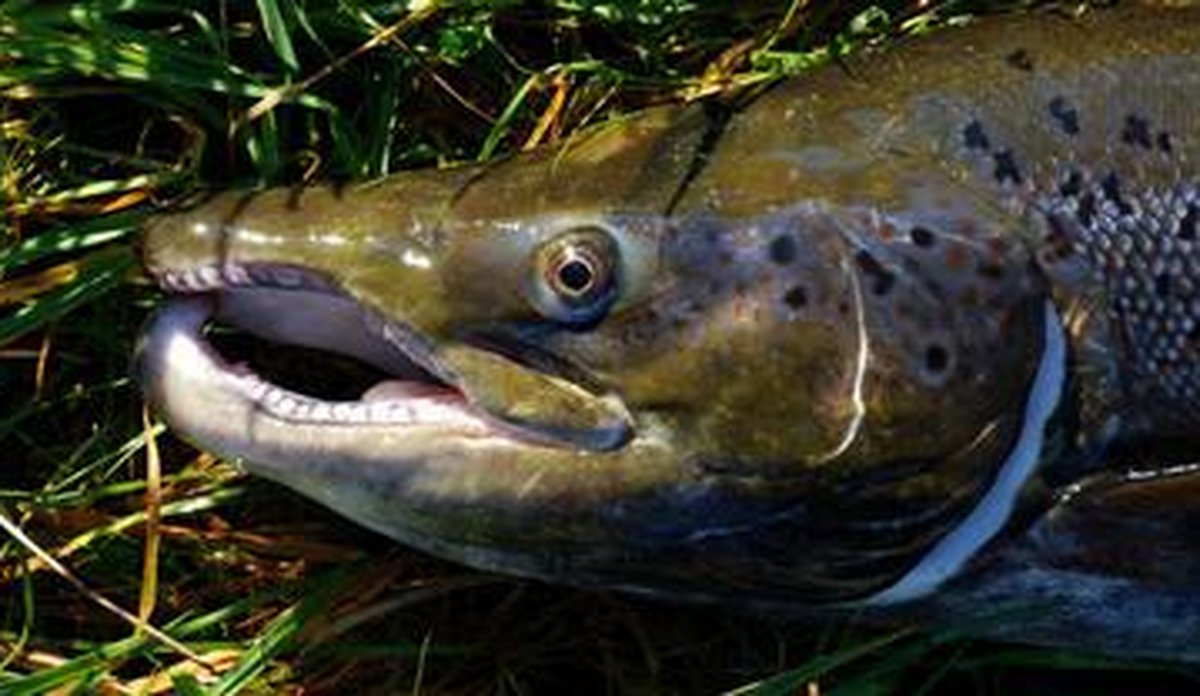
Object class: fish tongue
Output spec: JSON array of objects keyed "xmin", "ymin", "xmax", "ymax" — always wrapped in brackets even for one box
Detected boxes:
[{"xmin": 361, "ymin": 380, "xmax": 450, "ymax": 402}]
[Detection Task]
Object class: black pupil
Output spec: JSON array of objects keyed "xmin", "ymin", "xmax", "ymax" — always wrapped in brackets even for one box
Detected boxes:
[
  {"xmin": 558, "ymin": 258, "xmax": 594, "ymax": 293},
  {"xmin": 924, "ymin": 344, "xmax": 949, "ymax": 372}
]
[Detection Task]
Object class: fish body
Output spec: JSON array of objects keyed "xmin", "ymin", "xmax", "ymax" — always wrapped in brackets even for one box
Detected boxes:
[{"xmin": 138, "ymin": 6, "xmax": 1200, "ymax": 660}]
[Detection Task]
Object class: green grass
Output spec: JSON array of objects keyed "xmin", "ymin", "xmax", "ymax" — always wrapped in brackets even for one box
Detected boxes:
[{"xmin": 2, "ymin": 0, "xmax": 1198, "ymax": 693}]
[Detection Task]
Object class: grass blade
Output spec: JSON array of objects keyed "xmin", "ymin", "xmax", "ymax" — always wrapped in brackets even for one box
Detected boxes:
[
  {"xmin": 0, "ymin": 248, "xmax": 135, "ymax": 347},
  {"xmin": 256, "ymin": 0, "xmax": 301, "ymax": 74},
  {"xmin": 0, "ymin": 212, "xmax": 142, "ymax": 274}
]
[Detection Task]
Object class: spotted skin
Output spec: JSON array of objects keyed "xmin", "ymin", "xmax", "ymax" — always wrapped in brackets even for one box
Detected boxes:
[
  {"xmin": 678, "ymin": 6, "xmax": 1200, "ymax": 463},
  {"xmin": 942, "ymin": 85, "xmax": 1200, "ymax": 439}
]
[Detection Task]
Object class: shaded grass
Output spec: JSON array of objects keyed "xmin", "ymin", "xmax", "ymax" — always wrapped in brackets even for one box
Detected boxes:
[{"xmin": 2, "ymin": 0, "xmax": 1199, "ymax": 693}]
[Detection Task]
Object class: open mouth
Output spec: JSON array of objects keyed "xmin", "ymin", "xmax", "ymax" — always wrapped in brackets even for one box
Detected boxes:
[{"xmin": 140, "ymin": 262, "xmax": 502, "ymax": 435}]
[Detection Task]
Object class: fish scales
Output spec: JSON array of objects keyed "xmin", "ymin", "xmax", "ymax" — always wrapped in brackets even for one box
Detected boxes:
[{"xmin": 137, "ymin": 5, "xmax": 1200, "ymax": 662}]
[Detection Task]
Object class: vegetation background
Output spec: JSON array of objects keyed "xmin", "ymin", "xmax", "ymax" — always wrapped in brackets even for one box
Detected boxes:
[{"xmin": 2, "ymin": 0, "xmax": 1198, "ymax": 693}]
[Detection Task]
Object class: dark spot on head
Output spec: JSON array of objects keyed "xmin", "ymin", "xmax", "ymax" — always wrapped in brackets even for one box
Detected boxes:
[
  {"xmin": 992, "ymin": 149, "xmax": 1022, "ymax": 185},
  {"xmin": 1179, "ymin": 204, "xmax": 1198, "ymax": 241},
  {"xmin": 1155, "ymin": 272, "xmax": 1171, "ymax": 298},
  {"xmin": 768, "ymin": 234, "xmax": 797, "ymax": 265},
  {"xmin": 1077, "ymin": 192, "xmax": 1097, "ymax": 227},
  {"xmin": 909, "ymin": 226, "xmax": 936, "ymax": 248},
  {"xmin": 1043, "ymin": 213, "xmax": 1075, "ymax": 261},
  {"xmin": 977, "ymin": 261, "xmax": 1006, "ymax": 280},
  {"xmin": 1005, "ymin": 49, "xmax": 1034, "ymax": 72},
  {"xmin": 962, "ymin": 120, "xmax": 990, "ymax": 152},
  {"xmin": 924, "ymin": 344, "xmax": 950, "ymax": 373},
  {"xmin": 783, "ymin": 285, "xmax": 808, "ymax": 309},
  {"xmin": 944, "ymin": 244, "xmax": 969, "ymax": 271},
  {"xmin": 1059, "ymin": 169, "xmax": 1083, "ymax": 198},
  {"xmin": 1121, "ymin": 114, "xmax": 1153, "ymax": 149},
  {"xmin": 1101, "ymin": 171, "xmax": 1132, "ymax": 215},
  {"xmin": 1100, "ymin": 172, "xmax": 1120, "ymax": 199},
  {"xmin": 838, "ymin": 301, "xmax": 850, "ymax": 315},
  {"xmin": 854, "ymin": 249, "xmax": 896, "ymax": 296},
  {"xmin": 1157, "ymin": 131, "xmax": 1174, "ymax": 153},
  {"xmin": 1047, "ymin": 96, "xmax": 1080, "ymax": 136}
]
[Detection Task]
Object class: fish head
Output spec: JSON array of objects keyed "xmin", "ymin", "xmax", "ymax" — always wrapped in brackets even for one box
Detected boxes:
[{"xmin": 138, "ymin": 109, "xmax": 1053, "ymax": 603}]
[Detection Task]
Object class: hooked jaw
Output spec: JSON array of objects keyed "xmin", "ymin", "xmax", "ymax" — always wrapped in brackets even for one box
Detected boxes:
[
  {"xmin": 138, "ymin": 260, "xmax": 631, "ymax": 458},
  {"xmin": 144, "ymin": 253, "xmax": 445, "ymax": 422},
  {"xmin": 139, "ymin": 256, "xmax": 787, "ymax": 600},
  {"xmin": 136, "ymin": 263, "xmax": 513, "ymax": 538},
  {"xmin": 135, "ymin": 236, "xmax": 687, "ymax": 569}
]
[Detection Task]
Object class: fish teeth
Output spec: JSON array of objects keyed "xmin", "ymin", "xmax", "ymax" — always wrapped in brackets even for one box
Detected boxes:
[
  {"xmin": 223, "ymin": 263, "xmax": 252, "ymax": 285},
  {"xmin": 276, "ymin": 394, "xmax": 298, "ymax": 414},
  {"xmin": 309, "ymin": 402, "xmax": 333, "ymax": 421},
  {"xmin": 264, "ymin": 388, "xmax": 287, "ymax": 408},
  {"xmin": 196, "ymin": 266, "xmax": 220, "ymax": 287},
  {"xmin": 247, "ymin": 265, "xmax": 277, "ymax": 286},
  {"xmin": 368, "ymin": 402, "xmax": 393, "ymax": 423},
  {"xmin": 232, "ymin": 367, "xmax": 467, "ymax": 426},
  {"xmin": 241, "ymin": 377, "xmax": 270, "ymax": 401},
  {"xmin": 158, "ymin": 270, "xmax": 180, "ymax": 291},
  {"xmin": 156, "ymin": 262, "xmax": 335, "ymax": 293},
  {"xmin": 272, "ymin": 267, "xmax": 303, "ymax": 287}
]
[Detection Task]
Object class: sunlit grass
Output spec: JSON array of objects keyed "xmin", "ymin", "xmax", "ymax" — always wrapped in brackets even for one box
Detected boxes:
[{"xmin": 1, "ymin": 0, "xmax": 1195, "ymax": 693}]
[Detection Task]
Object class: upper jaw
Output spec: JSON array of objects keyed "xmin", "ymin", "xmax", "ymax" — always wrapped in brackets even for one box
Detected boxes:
[{"xmin": 139, "ymin": 259, "xmax": 632, "ymax": 451}]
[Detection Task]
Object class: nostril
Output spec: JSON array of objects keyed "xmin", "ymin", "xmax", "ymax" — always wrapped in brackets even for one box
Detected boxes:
[
  {"xmin": 783, "ymin": 285, "xmax": 809, "ymax": 310},
  {"xmin": 924, "ymin": 344, "xmax": 950, "ymax": 373}
]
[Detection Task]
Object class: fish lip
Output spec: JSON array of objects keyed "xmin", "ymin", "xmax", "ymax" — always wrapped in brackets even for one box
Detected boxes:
[{"xmin": 141, "ymin": 261, "xmax": 627, "ymax": 450}]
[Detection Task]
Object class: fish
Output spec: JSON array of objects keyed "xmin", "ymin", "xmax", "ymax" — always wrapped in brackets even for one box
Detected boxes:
[{"xmin": 136, "ymin": 5, "xmax": 1200, "ymax": 661}]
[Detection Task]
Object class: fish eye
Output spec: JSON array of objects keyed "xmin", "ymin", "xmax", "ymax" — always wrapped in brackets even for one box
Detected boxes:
[{"xmin": 530, "ymin": 226, "xmax": 620, "ymax": 325}]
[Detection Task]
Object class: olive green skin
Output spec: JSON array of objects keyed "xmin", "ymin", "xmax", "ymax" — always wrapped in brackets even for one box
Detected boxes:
[{"xmin": 142, "ymin": 5, "xmax": 1200, "ymax": 659}]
